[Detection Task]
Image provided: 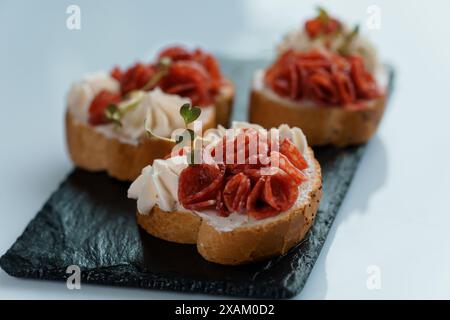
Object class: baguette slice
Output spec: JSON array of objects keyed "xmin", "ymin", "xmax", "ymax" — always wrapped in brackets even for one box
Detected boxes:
[
  {"xmin": 136, "ymin": 147, "xmax": 322, "ymax": 265},
  {"xmin": 66, "ymin": 82, "xmax": 234, "ymax": 181},
  {"xmin": 214, "ymin": 79, "xmax": 235, "ymax": 127},
  {"xmin": 249, "ymin": 72, "xmax": 387, "ymax": 147}
]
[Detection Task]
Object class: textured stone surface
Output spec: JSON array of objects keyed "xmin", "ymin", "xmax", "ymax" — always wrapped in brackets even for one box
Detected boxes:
[{"xmin": 0, "ymin": 58, "xmax": 394, "ymax": 298}]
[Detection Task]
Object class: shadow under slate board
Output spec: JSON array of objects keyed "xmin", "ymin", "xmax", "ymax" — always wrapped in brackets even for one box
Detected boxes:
[{"xmin": 0, "ymin": 57, "xmax": 394, "ymax": 299}]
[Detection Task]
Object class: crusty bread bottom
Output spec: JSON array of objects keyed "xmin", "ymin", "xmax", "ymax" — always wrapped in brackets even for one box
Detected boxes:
[
  {"xmin": 249, "ymin": 87, "xmax": 387, "ymax": 147},
  {"xmin": 66, "ymin": 112, "xmax": 179, "ymax": 181},
  {"xmin": 136, "ymin": 148, "xmax": 322, "ymax": 265},
  {"xmin": 214, "ymin": 79, "xmax": 235, "ymax": 128}
]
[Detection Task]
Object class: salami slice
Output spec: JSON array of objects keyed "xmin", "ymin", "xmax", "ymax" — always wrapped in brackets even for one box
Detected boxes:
[
  {"xmin": 263, "ymin": 172, "xmax": 299, "ymax": 212},
  {"xmin": 279, "ymin": 138, "xmax": 308, "ymax": 170},
  {"xmin": 264, "ymin": 49, "xmax": 379, "ymax": 106},
  {"xmin": 265, "ymin": 50, "xmax": 301, "ymax": 100},
  {"xmin": 216, "ymin": 188, "xmax": 229, "ymax": 217},
  {"xmin": 306, "ymin": 68, "xmax": 340, "ymax": 105},
  {"xmin": 333, "ymin": 69, "xmax": 356, "ymax": 105},
  {"xmin": 246, "ymin": 177, "xmax": 278, "ymax": 219},
  {"xmin": 223, "ymin": 173, "xmax": 251, "ymax": 213},
  {"xmin": 88, "ymin": 90, "xmax": 122, "ymax": 125},
  {"xmin": 158, "ymin": 46, "xmax": 222, "ymax": 91},
  {"xmin": 349, "ymin": 55, "xmax": 379, "ymax": 99},
  {"xmin": 211, "ymin": 128, "xmax": 271, "ymax": 168},
  {"xmin": 178, "ymin": 164, "xmax": 225, "ymax": 209},
  {"xmin": 246, "ymin": 172, "xmax": 299, "ymax": 220},
  {"xmin": 270, "ymin": 151, "xmax": 307, "ymax": 184},
  {"xmin": 191, "ymin": 49, "xmax": 222, "ymax": 91},
  {"xmin": 159, "ymin": 61, "xmax": 211, "ymax": 106},
  {"xmin": 116, "ymin": 62, "xmax": 156, "ymax": 95},
  {"xmin": 177, "ymin": 130, "xmax": 307, "ymax": 219}
]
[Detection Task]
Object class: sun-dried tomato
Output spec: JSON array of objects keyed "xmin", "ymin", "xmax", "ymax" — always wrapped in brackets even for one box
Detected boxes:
[
  {"xmin": 264, "ymin": 49, "xmax": 379, "ymax": 106},
  {"xmin": 88, "ymin": 90, "xmax": 122, "ymax": 125}
]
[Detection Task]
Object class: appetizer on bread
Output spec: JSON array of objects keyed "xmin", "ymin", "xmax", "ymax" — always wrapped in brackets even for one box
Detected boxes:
[
  {"xmin": 66, "ymin": 45, "xmax": 234, "ymax": 181},
  {"xmin": 249, "ymin": 8, "xmax": 388, "ymax": 147},
  {"xmin": 128, "ymin": 119, "xmax": 322, "ymax": 265}
]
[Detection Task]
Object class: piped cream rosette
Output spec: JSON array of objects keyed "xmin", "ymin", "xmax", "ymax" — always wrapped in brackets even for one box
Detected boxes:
[{"xmin": 67, "ymin": 73, "xmax": 215, "ymax": 145}]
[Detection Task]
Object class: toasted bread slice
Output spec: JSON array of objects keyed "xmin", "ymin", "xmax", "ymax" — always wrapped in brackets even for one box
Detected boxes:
[
  {"xmin": 136, "ymin": 147, "xmax": 322, "ymax": 265},
  {"xmin": 66, "ymin": 110, "xmax": 215, "ymax": 181},
  {"xmin": 66, "ymin": 82, "xmax": 234, "ymax": 181},
  {"xmin": 249, "ymin": 70, "xmax": 387, "ymax": 147},
  {"xmin": 66, "ymin": 112, "xmax": 179, "ymax": 181},
  {"xmin": 214, "ymin": 79, "xmax": 235, "ymax": 127}
]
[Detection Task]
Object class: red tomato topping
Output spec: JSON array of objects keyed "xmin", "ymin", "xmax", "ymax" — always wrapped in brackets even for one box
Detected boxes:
[
  {"xmin": 305, "ymin": 12, "xmax": 341, "ymax": 38},
  {"xmin": 159, "ymin": 61, "xmax": 211, "ymax": 106},
  {"xmin": 246, "ymin": 172, "xmax": 299, "ymax": 220},
  {"xmin": 178, "ymin": 164, "xmax": 225, "ymax": 210},
  {"xmin": 223, "ymin": 173, "xmax": 251, "ymax": 214},
  {"xmin": 159, "ymin": 46, "xmax": 222, "ymax": 91},
  {"xmin": 89, "ymin": 46, "xmax": 224, "ymax": 126},
  {"xmin": 348, "ymin": 55, "xmax": 379, "ymax": 99},
  {"xmin": 159, "ymin": 45, "xmax": 223, "ymax": 103},
  {"xmin": 279, "ymin": 139, "xmax": 308, "ymax": 170},
  {"xmin": 112, "ymin": 63, "xmax": 156, "ymax": 96},
  {"xmin": 88, "ymin": 90, "xmax": 122, "ymax": 125},
  {"xmin": 177, "ymin": 130, "xmax": 309, "ymax": 219},
  {"xmin": 265, "ymin": 49, "xmax": 379, "ymax": 106}
]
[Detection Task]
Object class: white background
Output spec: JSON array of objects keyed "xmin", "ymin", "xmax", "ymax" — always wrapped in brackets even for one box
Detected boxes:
[{"xmin": 1, "ymin": 0, "xmax": 449, "ymax": 299}]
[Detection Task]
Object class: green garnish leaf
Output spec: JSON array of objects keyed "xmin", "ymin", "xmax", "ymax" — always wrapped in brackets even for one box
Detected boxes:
[
  {"xmin": 104, "ymin": 91, "xmax": 146, "ymax": 127},
  {"xmin": 317, "ymin": 6, "xmax": 329, "ymax": 23},
  {"xmin": 105, "ymin": 104, "xmax": 122, "ymax": 126},
  {"xmin": 141, "ymin": 57, "xmax": 172, "ymax": 91},
  {"xmin": 180, "ymin": 103, "xmax": 201, "ymax": 125},
  {"xmin": 338, "ymin": 24, "xmax": 360, "ymax": 56},
  {"xmin": 158, "ymin": 56, "xmax": 172, "ymax": 68},
  {"xmin": 349, "ymin": 24, "xmax": 359, "ymax": 39},
  {"xmin": 144, "ymin": 118, "xmax": 176, "ymax": 143}
]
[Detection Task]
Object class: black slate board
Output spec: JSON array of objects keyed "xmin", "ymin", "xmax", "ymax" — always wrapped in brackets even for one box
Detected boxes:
[{"xmin": 0, "ymin": 57, "xmax": 394, "ymax": 299}]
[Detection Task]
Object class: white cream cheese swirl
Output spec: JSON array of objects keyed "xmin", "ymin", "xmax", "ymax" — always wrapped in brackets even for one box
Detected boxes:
[
  {"xmin": 128, "ymin": 122, "xmax": 309, "ymax": 215},
  {"xmin": 117, "ymin": 88, "xmax": 190, "ymax": 141},
  {"xmin": 278, "ymin": 23, "xmax": 379, "ymax": 74},
  {"xmin": 67, "ymin": 74, "xmax": 215, "ymax": 144},
  {"xmin": 128, "ymin": 156, "xmax": 188, "ymax": 214}
]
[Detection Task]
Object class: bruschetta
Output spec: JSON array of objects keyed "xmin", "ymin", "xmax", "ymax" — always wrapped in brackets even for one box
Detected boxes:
[
  {"xmin": 128, "ymin": 122, "xmax": 322, "ymax": 265},
  {"xmin": 66, "ymin": 45, "xmax": 234, "ymax": 181},
  {"xmin": 249, "ymin": 8, "xmax": 388, "ymax": 147}
]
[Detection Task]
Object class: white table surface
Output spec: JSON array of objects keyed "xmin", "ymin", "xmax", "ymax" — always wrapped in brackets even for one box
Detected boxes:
[{"xmin": 1, "ymin": 0, "xmax": 449, "ymax": 299}]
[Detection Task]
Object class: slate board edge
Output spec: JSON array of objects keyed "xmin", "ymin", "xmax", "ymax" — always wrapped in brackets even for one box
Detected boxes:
[{"xmin": 0, "ymin": 252, "xmax": 292, "ymax": 299}]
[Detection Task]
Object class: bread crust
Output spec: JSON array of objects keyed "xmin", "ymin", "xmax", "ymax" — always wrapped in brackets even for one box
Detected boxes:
[
  {"xmin": 136, "ymin": 148, "xmax": 322, "ymax": 265},
  {"xmin": 66, "ymin": 82, "xmax": 234, "ymax": 181},
  {"xmin": 214, "ymin": 79, "xmax": 235, "ymax": 127},
  {"xmin": 249, "ymin": 87, "xmax": 387, "ymax": 147},
  {"xmin": 66, "ymin": 112, "xmax": 176, "ymax": 181}
]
